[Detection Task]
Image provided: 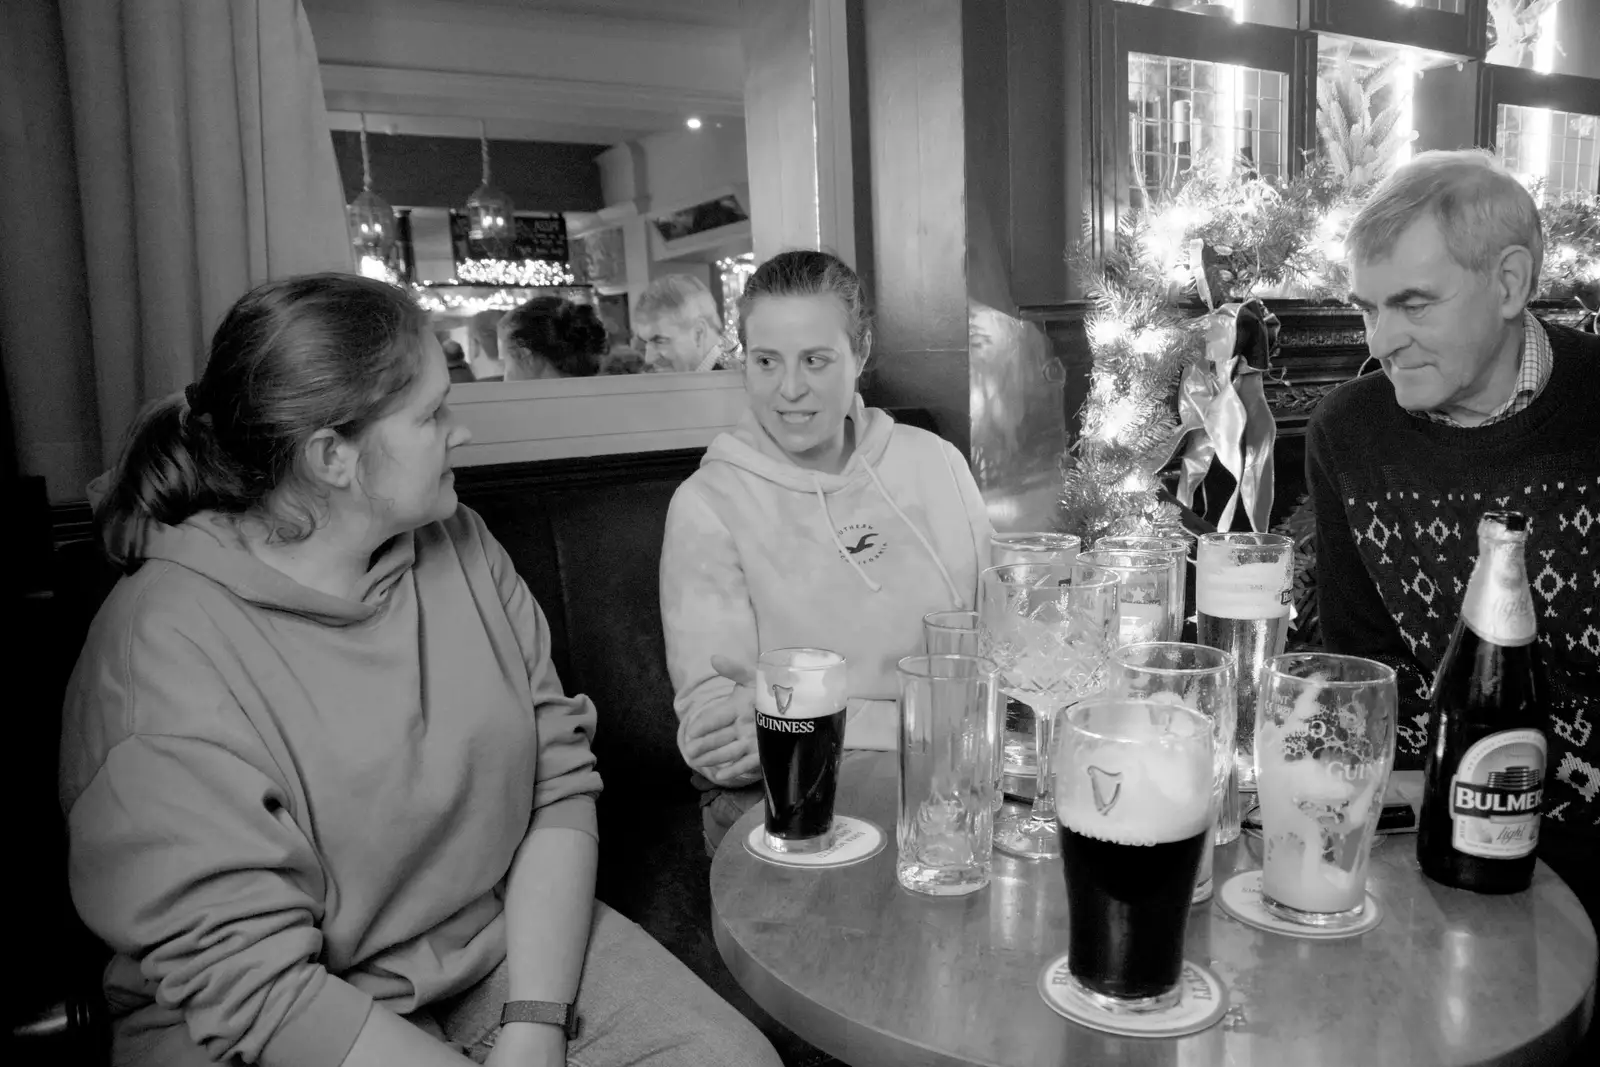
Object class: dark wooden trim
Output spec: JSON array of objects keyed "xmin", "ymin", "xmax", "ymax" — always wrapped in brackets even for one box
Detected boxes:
[
  {"xmin": 1112, "ymin": 3, "xmax": 1306, "ymax": 71},
  {"xmin": 451, "ymin": 448, "xmax": 705, "ymax": 495},
  {"xmin": 47, "ymin": 449, "xmax": 708, "ymax": 548},
  {"xmin": 1303, "ymin": 0, "xmax": 1485, "ymax": 59},
  {"xmin": 52, "ymin": 501, "xmax": 95, "ymax": 547}
]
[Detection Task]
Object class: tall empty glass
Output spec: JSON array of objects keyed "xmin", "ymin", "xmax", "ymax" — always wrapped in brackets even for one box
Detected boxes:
[
  {"xmin": 1109, "ymin": 643, "xmax": 1237, "ymax": 901},
  {"xmin": 1053, "ymin": 698, "xmax": 1213, "ymax": 1013},
  {"xmin": 1196, "ymin": 532, "xmax": 1293, "ymax": 797},
  {"xmin": 1078, "ymin": 549, "xmax": 1178, "ymax": 648},
  {"xmin": 1095, "ymin": 535, "xmax": 1189, "ymax": 641},
  {"xmin": 924, "ymin": 611, "xmax": 1002, "ymax": 811},
  {"xmin": 923, "ymin": 610, "xmax": 980, "ymax": 656},
  {"xmin": 989, "ymin": 533, "xmax": 1083, "ymax": 788},
  {"xmin": 896, "ymin": 654, "xmax": 1000, "ymax": 896},
  {"xmin": 980, "ymin": 563, "xmax": 1120, "ymax": 860},
  {"xmin": 1256, "ymin": 654, "xmax": 1396, "ymax": 930}
]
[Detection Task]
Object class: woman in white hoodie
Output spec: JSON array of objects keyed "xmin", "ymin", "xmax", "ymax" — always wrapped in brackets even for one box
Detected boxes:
[{"xmin": 659, "ymin": 251, "xmax": 994, "ymax": 850}]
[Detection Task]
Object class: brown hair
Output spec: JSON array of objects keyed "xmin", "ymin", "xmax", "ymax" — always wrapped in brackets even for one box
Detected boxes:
[
  {"xmin": 736, "ymin": 250, "xmax": 872, "ymax": 363},
  {"xmin": 500, "ymin": 296, "xmax": 607, "ymax": 378},
  {"xmin": 97, "ymin": 273, "xmax": 427, "ymax": 567}
]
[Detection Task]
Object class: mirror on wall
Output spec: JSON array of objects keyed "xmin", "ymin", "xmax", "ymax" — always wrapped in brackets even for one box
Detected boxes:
[{"xmin": 310, "ymin": 0, "xmax": 754, "ymax": 387}]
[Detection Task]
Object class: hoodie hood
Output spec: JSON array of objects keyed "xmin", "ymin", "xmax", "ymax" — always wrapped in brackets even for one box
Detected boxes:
[
  {"xmin": 704, "ymin": 394, "xmax": 894, "ymax": 492},
  {"xmin": 140, "ymin": 513, "xmax": 416, "ymax": 626}
]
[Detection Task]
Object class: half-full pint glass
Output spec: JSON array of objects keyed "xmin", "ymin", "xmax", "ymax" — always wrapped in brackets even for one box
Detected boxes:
[
  {"xmin": 1256, "ymin": 654, "xmax": 1396, "ymax": 929},
  {"xmin": 755, "ymin": 648, "xmax": 849, "ymax": 854},
  {"xmin": 1109, "ymin": 642, "xmax": 1237, "ymax": 901},
  {"xmin": 1196, "ymin": 533, "xmax": 1293, "ymax": 794},
  {"xmin": 1054, "ymin": 698, "xmax": 1213, "ymax": 1013}
]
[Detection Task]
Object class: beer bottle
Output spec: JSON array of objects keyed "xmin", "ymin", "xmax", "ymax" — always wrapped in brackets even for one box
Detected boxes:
[{"xmin": 1417, "ymin": 511, "xmax": 1548, "ymax": 894}]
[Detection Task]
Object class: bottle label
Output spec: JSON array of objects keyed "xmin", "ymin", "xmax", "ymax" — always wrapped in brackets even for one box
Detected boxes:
[
  {"xmin": 1449, "ymin": 729, "xmax": 1546, "ymax": 859},
  {"xmin": 1196, "ymin": 560, "xmax": 1291, "ymax": 620},
  {"xmin": 1459, "ymin": 535, "xmax": 1536, "ymax": 648}
]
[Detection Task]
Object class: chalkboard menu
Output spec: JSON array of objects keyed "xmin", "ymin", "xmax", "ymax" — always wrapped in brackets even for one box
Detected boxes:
[{"xmin": 450, "ymin": 211, "xmax": 570, "ymax": 265}]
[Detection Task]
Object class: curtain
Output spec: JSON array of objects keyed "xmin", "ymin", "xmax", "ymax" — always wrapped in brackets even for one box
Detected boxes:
[{"xmin": 0, "ymin": 0, "xmax": 349, "ymax": 503}]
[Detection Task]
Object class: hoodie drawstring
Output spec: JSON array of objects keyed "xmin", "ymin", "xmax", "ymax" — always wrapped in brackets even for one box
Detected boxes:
[
  {"xmin": 815, "ymin": 477, "xmax": 883, "ymax": 592},
  {"xmin": 863, "ymin": 461, "xmax": 962, "ymax": 605}
]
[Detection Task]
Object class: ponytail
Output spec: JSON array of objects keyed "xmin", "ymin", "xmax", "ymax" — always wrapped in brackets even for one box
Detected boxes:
[
  {"xmin": 97, "ymin": 394, "xmax": 216, "ymax": 568},
  {"xmin": 92, "ymin": 272, "xmax": 428, "ymax": 569}
]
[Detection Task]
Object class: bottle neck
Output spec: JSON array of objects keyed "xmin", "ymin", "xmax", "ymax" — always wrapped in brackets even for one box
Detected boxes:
[{"xmin": 1460, "ymin": 535, "xmax": 1536, "ymax": 648}]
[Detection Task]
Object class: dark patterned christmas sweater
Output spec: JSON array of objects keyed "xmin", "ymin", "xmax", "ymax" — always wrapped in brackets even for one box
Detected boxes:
[{"xmin": 1307, "ymin": 322, "xmax": 1600, "ymax": 862}]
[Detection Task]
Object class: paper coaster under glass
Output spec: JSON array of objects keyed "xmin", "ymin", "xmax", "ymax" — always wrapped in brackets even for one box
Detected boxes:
[
  {"xmin": 743, "ymin": 815, "xmax": 885, "ymax": 869},
  {"xmin": 1217, "ymin": 870, "xmax": 1383, "ymax": 939},
  {"xmin": 1037, "ymin": 954, "xmax": 1228, "ymax": 1039}
]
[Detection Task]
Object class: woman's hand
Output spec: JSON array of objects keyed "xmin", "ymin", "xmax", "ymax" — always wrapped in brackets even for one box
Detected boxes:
[
  {"xmin": 485, "ymin": 1022, "xmax": 564, "ymax": 1067},
  {"xmin": 680, "ymin": 656, "xmax": 761, "ymax": 784}
]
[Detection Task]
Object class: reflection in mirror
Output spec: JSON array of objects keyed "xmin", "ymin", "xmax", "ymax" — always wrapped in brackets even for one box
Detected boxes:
[{"xmin": 312, "ymin": 0, "xmax": 753, "ymax": 390}]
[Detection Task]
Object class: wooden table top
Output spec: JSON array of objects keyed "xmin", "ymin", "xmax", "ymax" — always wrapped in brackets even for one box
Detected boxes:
[{"xmin": 710, "ymin": 751, "xmax": 1597, "ymax": 1067}]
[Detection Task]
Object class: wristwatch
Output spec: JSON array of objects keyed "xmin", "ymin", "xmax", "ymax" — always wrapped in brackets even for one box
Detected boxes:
[{"xmin": 499, "ymin": 999, "xmax": 582, "ymax": 1040}]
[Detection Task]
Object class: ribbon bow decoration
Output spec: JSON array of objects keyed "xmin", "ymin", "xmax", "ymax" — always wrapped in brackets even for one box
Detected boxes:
[{"xmin": 1161, "ymin": 297, "xmax": 1282, "ymax": 533}]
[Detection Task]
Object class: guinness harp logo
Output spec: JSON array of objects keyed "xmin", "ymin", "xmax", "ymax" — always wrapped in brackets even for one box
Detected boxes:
[
  {"xmin": 772, "ymin": 684, "xmax": 794, "ymax": 716},
  {"xmin": 1087, "ymin": 765, "xmax": 1123, "ymax": 816}
]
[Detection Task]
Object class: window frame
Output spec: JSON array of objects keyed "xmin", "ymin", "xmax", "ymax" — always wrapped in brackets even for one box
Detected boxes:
[
  {"xmin": 1301, "ymin": 0, "xmax": 1487, "ymax": 60},
  {"xmin": 1476, "ymin": 64, "xmax": 1600, "ymax": 195},
  {"xmin": 1084, "ymin": 1, "xmax": 1316, "ymax": 252}
]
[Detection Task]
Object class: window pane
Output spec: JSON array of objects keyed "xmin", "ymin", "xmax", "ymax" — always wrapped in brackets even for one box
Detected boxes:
[
  {"xmin": 1129, "ymin": 52, "xmax": 1290, "ymax": 206},
  {"xmin": 1497, "ymin": 104, "xmax": 1600, "ymax": 196},
  {"xmin": 1315, "ymin": 37, "xmax": 1434, "ymax": 184}
]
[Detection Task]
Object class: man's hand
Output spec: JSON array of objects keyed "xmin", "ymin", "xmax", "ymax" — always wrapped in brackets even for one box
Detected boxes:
[{"xmin": 680, "ymin": 655, "xmax": 761, "ymax": 784}]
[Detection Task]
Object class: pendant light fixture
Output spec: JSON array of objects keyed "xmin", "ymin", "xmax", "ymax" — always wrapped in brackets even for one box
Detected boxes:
[
  {"xmin": 466, "ymin": 119, "xmax": 515, "ymax": 260},
  {"xmin": 346, "ymin": 113, "xmax": 397, "ymax": 273}
]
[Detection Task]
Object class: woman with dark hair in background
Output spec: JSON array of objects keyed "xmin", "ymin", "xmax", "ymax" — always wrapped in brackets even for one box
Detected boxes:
[
  {"xmin": 497, "ymin": 296, "xmax": 607, "ymax": 380},
  {"xmin": 64, "ymin": 273, "xmax": 780, "ymax": 1067}
]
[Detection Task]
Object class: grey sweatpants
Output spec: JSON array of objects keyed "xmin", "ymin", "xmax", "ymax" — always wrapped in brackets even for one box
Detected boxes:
[{"xmin": 412, "ymin": 902, "xmax": 780, "ymax": 1066}]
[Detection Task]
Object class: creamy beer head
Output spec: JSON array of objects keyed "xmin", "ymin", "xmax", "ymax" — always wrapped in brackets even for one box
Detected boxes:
[
  {"xmin": 1056, "ymin": 699, "xmax": 1212, "ymax": 846},
  {"xmin": 755, "ymin": 647, "xmax": 848, "ymax": 719}
]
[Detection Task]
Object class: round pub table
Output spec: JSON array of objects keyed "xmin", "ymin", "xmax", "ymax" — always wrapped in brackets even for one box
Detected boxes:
[{"xmin": 711, "ymin": 751, "xmax": 1596, "ymax": 1067}]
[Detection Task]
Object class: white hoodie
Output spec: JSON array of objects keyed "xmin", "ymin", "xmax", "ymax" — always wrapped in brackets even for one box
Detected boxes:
[{"xmin": 660, "ymin": 398, "xmax": 993, "ymax": 769}]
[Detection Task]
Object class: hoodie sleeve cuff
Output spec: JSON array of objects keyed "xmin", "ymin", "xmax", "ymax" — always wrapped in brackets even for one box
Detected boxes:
[
  {"xmin": 530, "ymin": 794, "xmax": 599, "ymax": 842},
  {"xmin": 259, "ymin": 970, "xmax": 372, "ymax": 1067}
]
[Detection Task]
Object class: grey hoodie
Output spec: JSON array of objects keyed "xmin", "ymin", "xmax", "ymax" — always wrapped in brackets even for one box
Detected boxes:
[{"xmin": 660, "ymin": 398, "xmax": 993, "ymax": 763}]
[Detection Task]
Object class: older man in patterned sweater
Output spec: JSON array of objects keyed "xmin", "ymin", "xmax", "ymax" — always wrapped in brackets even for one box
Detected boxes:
[{"xmin": 1307, "ymin": 152, "xmax": 1599, "ymax": 946}]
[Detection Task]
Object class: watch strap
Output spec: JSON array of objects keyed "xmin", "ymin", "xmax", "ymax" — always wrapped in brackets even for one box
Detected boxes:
[{"xmin": 499, "ymin": 999, "xmax": 582, "ymax": 1040}]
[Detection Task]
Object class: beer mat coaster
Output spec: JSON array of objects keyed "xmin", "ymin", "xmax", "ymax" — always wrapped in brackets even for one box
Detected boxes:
[
  {"xmin": 1037, "ymin": 955, "xmax": 1228, "ymax": 1038},
  {"xmin": 1216, "ymin": 870, "xmax": 1383, "ymax": 939},
  {"xmin": 743, "ymin": 816, "xmax": 886, "ymax": 869}
]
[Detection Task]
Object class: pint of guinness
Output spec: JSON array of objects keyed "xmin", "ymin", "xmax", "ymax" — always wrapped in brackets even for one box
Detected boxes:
[
  {"xmin": 755, "ymin": 648, "xmax": 849, "ymax": 854},
  {"xmin": 1053, "ymin": 698, "xmax": 1212, "ymax": 1012}
]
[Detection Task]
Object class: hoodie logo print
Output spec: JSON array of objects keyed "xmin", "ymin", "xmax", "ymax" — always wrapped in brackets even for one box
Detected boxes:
[{"xmin": 836, "ymin": 522, "xmax": 886, "ymax": 565}]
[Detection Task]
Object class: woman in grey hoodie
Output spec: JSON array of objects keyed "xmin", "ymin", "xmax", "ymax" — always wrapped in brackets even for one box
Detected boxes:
[{"xmin": 660, "ymin": 251, "xmax": 994, "ymax": 851}]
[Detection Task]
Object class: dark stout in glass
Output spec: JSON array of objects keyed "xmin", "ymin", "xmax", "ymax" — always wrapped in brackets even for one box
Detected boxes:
[
  {"xmin": 756, "ymin": 706, "xmax": 846, "ymax": 845},
  {"xmin": 1057, "ymin": 825, "xmax": 1207, "ymax": 999},
  {"xmin": 1419, "ymin": 511, "xmax": 1548, "ymax": 894}
]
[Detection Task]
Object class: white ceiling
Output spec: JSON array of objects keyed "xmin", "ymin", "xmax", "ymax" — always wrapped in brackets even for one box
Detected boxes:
[{"xmin": 306, "ymin": 0, "xmax": 745, "ymax": 146}]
